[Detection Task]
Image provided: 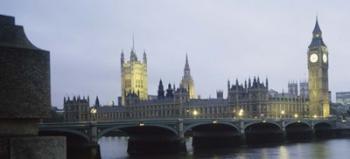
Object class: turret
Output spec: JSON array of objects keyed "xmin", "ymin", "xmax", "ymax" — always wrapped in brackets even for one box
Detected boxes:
[
  {"xmin": 227, "ymin": 80, "xmax": 231, "ymax": 91},
  {"xmin": 157, "ymin": 79, "xmax": 165, "ymax": 99},
  {"xmin": 248, "ymin": 78, "xmax": 251, "ymax": 88},
  {"xmin": 166, "ymin": 83, "xmax": 174, "ymax": 98},
  {"xmin": 94, "ymin": 96, "xmax": 100, "ymax": 107},
  {"xmin": 121, "ymin": 50, "xmax": 124, "ymax": 65},
  {"xmin": 143, "ymin": 50, "xmax": 147, "ymax": 64}
]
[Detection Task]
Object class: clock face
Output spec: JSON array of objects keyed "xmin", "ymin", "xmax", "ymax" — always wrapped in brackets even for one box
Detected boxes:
[
  {"xmin": 323, "ymin": 54, "xmax": 327, "ymax": 63},
  {"xmin": 310, "ymin": 53, "xmax": 318, "ymax": 63}
]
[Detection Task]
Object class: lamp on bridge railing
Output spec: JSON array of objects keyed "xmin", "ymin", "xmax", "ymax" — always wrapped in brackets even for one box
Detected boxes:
[
  {"xmin": 313, "ymin": 114, "xmax": 318, "ymax": 119},
  {"xmin": 294, "ymin": 113, "xmax": 299, "ymax": 119},
  {"xmin": 90, "ymin": 107, "xmax": 97, "ymax": 121},
  {"xmin": 281, "ymin": 110, "xmax": 285, "ymax": 118},
  {"xmin": 139, "ymin": 122, "xmax": 144, "ymax": 127},
  {"xmin": 192, "ymin": 110, "xmax": 199, "ymax": 118},
  {"xmin": 238, "ymin": 109, "xmax": 244, "ymax": 118}
]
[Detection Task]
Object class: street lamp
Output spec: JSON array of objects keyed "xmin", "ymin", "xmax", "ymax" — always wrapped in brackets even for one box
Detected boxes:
[
  {"xmin": 238, "ymin": 109, "xmax": 244, "ymax": 118},
  {"xmin": 192, "ymin": 110, "xmax": 198, "ymax": 118},
  {"xmin": 294, "ymin": 113, "xmax": 298, "ymax": 118},
  {"xmin": 90, "ymin": 107, "xmax": 97, "ymax": 121},
  {"xmin": 313, "ymin": 114, "xmax": 318, "ymax": 119},
  {"xmin": 281, "ymin": 110, "xmax": 285, "ymax": 119}
]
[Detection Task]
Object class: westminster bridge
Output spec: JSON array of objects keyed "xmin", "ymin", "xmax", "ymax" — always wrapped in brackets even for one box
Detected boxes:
[{"xmin": 38, "ymin": 117, "xmax": 350, "ymax": 156}]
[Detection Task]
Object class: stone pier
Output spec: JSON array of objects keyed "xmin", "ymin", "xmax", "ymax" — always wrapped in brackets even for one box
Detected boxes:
[{"xmin": 0, "ymin": 15, "xmax": 66, "ymax": 159}]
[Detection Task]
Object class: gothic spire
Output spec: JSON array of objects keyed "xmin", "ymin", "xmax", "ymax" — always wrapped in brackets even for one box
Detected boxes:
[
  {"xmin": 185, "ymin": 54, "xmax": 190, "ymax": 71},
  {"xmin": 95, "ymin": 96, "xmax": 100, "ymax": 107},
  {"xmin": 143, "ymin": 50, "xmax": 147, "ymax": 64},
  {"xmin": 130, "ymin": 35, "xmax": 138, "ymax": 61},
  {"xmin": 313, "ymin": 16, "xmax": 322, "ymax": 35},
  {"xmin": 157, "ymin": 79, "xmax": 165, "ymax": 99},
  {"xmin": 309, "ymin": 17, "xmax": 326, "ymax": 48},
  {"xmin": 183, "ymin": 54, "xmax": 191, "ymax": 77},
  {"xmin": 121, "ymin": 50, "xmax": 124, "ymax": 64}
]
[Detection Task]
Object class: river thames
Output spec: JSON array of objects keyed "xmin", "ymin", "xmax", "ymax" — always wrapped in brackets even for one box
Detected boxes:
[{"xmin": 99, "ymin": 137, "xmax": 350, "ymax": 159}]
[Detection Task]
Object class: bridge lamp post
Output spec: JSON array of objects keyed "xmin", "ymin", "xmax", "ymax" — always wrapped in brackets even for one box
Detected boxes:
[
  {"xmin": 90, "ymin": 107, "xmax": 97, "ymax": 121},
  {"xmin": 313, "ymin": 114, "xmax": 318, "ymax": 119},
  {"xmin": 294, "ymin": 113, "xmax": 299, "ymax": 119},
  {"xmin": 281, "ymin": 110, "xmax": 285, "ymax": 119},
  {"xmin": 238, "ymin": 109, "xmax": 244, "ymax": 119},
  {"xmin": 192, "ymin": 110, "xmax": 199, "ymax": 119}
]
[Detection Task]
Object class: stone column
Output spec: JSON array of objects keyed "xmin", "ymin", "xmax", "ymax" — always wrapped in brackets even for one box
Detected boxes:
[
  {"xmin": 0, "ymin": 15, "xmax": 66, "ymax": 159},
  {"xmin": 178, "ymin": 118, "xmax": 184, "ymax": 138},
  {"xmin": 240, "ymin": 120, "xmax": 246, "ymax": 143}
]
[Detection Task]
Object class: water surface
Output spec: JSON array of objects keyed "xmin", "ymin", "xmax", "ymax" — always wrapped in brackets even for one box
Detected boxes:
[{"xmin": 99, "ymin": 137, "xmax": 350, "ymax": 159}]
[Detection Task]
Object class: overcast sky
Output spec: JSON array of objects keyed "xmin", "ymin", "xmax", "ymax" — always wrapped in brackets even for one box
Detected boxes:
[{"xmin": 1, "ymin": 0, "xmax": 350, "ymax": 107}]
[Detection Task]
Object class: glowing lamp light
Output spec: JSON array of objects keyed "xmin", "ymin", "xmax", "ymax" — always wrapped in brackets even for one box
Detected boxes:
[
  {"xmin": 281, "ymin": 110, "xmax": 285, "ymax": 115},
  {"xmin": 139, "ymin": 122, "xmax": 144, "ymax": 127},
  {"xmin": 313, "ymin": 115, "xmax": 318, "ymax": 119},
  {"xmin": 90, "ymin": 108, "xmax": 97, "ymax": 114},
  {"xmin": 238, "ymin": 109, "xmax": 244, "ymax": 117},
  {"xmin": 213, "ymin": 120, "xmax": 218, "ymax": 124},
  {"xmin": 193, "ymin": 110, "xmax": 198, "ymax": 116},
  {"xmin": 294, "ymin": 114, "xmax": 298, "ymax": 118}
]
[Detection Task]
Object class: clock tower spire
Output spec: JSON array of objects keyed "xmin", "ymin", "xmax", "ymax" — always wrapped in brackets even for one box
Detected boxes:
[{"xmin": 307, "ymin": 17, "xmax": 330, "ymax": 117}]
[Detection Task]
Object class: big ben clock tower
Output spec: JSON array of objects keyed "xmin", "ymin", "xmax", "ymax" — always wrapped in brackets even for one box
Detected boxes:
[{"xmin": 308, "ymin": 18, "xmax": 330, "ymax": 117}]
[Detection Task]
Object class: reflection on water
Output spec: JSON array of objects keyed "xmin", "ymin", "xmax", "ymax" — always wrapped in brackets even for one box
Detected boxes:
[{"xmin": 99, "ymin": 137, "xmax": 350, "ymax": 159}]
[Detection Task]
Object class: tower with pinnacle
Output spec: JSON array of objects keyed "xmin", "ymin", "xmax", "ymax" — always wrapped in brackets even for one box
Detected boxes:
[
  {"xmin": 120, "ymin": 37, "xmax": 148, "ymax": 105},
  {"xmin": 307, "ymin": 18, "xmax": 330, "ymax": 117},
  {"xmin": 180, "ymin": 55, "xmax": 196, "ymax": 99}
]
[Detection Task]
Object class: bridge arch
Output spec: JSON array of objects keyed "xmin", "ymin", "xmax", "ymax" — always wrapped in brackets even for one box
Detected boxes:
[
  {"xmin": 98, "ymin": 124, "xmax": 178, "ymax": 139},
  {"xmin": 244, "ymin": 121, "xmax": 282, "ymax": 130},
  {"xmin": 285, "ymin": 121, "xmax": 311, "ymax": 128},
  {"xmin": 184, "ymin": 121, "xmax": 240, "ymax": 134},
  {"xmin": 313, "ymin": 121, "xmax": 333, "ymax": 128},
  {"xmin": 285, "ymin": 122, "xmax": 312, "ymax": 130},
  {"xmin": 39, "ymin": 128, "xmax": 90, "ymax": 142}
]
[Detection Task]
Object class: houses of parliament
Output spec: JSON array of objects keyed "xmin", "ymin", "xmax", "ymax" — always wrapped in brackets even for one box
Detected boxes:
[{"xmin": 64, "ymin": 19, "xmax": 330, "ymax": 122}]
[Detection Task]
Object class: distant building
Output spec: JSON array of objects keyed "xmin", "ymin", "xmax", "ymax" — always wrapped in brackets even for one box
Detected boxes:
[
  {"xmin": 299, "ymin": 81, "xmax": 309, "ymax": 98},
  {"xmin": 336, "ymin": 92, "xmax": 350, "ymax": 105},
  {"xmin": 180, "ymin": 55, "xmax": 196, "ymax": 99},
  {"xmin": 288, "ymin": 82, "xmax": 298, "ymax": 97},
  {"xmin": 62, "ymin": 18, "xmax": 334, "ymax": 122},
  {"xmin": 120, "ymin": 39, "xmax": 148, "ymax": 105},
  {"xmin": 63, "ymin": 96, "xmax": 90, "ymax": 122}
]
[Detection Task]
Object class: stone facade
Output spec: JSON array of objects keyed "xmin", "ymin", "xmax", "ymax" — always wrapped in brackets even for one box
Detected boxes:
[
  {"xmin": 63, "ymin": 96, "xmax": 90, "ymax": 122},
  {"xmin": 120, "ymin": 42, "xmax": 148, "ymax": 105}
]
